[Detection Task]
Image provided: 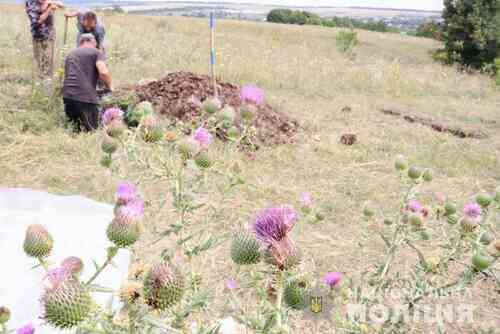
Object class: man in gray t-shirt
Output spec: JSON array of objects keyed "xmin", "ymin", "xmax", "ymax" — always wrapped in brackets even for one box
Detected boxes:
[{"xmin": 62, "ymin": 33, "xmax": 112, "ymax": 132}]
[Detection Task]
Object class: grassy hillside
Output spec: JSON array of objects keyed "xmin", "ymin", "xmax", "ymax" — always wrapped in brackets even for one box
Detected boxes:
[{"xmin": 1, "ymin": 4, "xmax": 500, "ymax": 333}]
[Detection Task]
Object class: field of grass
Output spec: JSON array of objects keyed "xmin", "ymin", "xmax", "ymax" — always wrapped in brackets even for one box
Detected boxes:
[{"xmin": 1, "ymin": 4, "xmax": 500, "ymax": 333}]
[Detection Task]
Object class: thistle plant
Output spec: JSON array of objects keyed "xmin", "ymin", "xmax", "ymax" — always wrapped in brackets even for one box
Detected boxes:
[
  {"xmin": 228, "ymin": 205, "xmax": 305, "ymax": 333},
  {"xmin": 90, "ymin": 97, "xmax": 247, "ymax": 331},
  {"xmin": 12, "ymin": 180, "xmax": 193, "ymax": 334},
  {"xmin": 349, "ymin": 155, "xmax": 500, "ymax": 332}
]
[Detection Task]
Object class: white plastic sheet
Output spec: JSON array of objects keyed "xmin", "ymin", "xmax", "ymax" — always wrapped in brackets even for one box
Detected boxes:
[{"xmin": 0, "ymin": 188, "xmax": 130, "ymax": 333}]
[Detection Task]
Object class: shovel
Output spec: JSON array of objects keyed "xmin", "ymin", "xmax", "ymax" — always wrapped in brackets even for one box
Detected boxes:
[{"xmin": 63, "ymin": 15, "xmax": 69, "ymax": 45}]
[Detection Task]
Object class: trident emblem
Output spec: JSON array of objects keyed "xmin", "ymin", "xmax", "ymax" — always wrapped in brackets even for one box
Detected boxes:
[{"xmin": 310, "ymin": 295, "xmax": 323, "ymax": 314}]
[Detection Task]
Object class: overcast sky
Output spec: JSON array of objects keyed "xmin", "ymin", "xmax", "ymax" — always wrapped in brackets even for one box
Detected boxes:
[{"xmin": 149, "ymin": 1, "xmax": 443, "ymax": 11}]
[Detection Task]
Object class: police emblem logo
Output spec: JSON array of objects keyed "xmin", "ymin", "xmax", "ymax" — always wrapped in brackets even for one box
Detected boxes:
[
  {"xmin": 303, "ymin": 284, "xmax": 334, "ymax": 323},
  {"xmin": 310, "ymin": 295, "xmax": 323, "ymax": 314}
]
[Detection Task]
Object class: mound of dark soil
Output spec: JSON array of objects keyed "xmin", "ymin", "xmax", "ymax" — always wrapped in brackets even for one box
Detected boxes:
[{"xmin": 134, "ymin": 71, "xmax": 299, "ymax": 146}]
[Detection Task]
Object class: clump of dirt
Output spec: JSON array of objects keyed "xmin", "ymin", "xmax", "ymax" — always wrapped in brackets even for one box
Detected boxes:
[
  {"xmin": 133, "ymin": 71, "xmax": 299, "ymax": 146},
  {"xmin": 340, "ymin": 133, "xmax": 357, "ymax": 146}
]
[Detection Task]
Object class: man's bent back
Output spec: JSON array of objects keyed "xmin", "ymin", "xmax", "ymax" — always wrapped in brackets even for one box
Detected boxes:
[{"xmin": 62, "ymin": 33, "xmax": 112, "ymax": 132}]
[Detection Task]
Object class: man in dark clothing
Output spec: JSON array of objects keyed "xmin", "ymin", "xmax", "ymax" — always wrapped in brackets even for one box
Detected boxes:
[
  {"xmin": 25, "ymin": 0, "xmax": 64, "ymax": 80},
  {"xmin": 65, "ymin": 10, "xmax": 106, "ymax": 54},
  {"xmin": 62, "ymin": 33, "xmax": 112, "ymax": 132}
]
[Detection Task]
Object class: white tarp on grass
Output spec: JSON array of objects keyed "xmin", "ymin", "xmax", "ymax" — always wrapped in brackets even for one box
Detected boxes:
[{"xmin": 0, "ymin": 188, "xmax": 130, "ymax": 333}]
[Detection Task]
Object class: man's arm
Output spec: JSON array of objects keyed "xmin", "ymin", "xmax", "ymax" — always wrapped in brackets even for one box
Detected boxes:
[
  {"xmin": 96, "ymin": 60, "xmax": 112, "ymax": 91},
  {"xmin": 38, "ymin": 2, "xmax": 55, "ymax": 24}
]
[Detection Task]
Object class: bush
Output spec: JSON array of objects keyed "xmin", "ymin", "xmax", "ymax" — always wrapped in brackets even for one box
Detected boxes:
[
  {"xmin": 415, "ymin": 21, "xmax": 443, "ymax": 40},
  {"xmin": 267, "ymin": 9, "xmax": 398, "ymax": 33},
  {"xmin": 442, "ymin": 0, "xmax": 500, "ymax": 69},
  {"xmin": 336, "ymin": 30, "xmax": 358, "ymax": 58},
  {"xmin": 267, "ymin": 9, "xmax": 321, "ymax": 26}
]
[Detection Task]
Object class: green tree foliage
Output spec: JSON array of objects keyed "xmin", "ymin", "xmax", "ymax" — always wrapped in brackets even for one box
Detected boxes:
[
  {"xmin": 266, "ymin": 9, "xmax": 321, "ymax": 25},
  {"xmin": 442, "ymin": 0, "xmax": 500, "ymax": 68},
  {"xmin": 267, "ymin": 9, "xmax": 397, "ymax": 33},
  {"xmin": 415, "ymin": 21, "xmax": 443, "ymax": 40}
]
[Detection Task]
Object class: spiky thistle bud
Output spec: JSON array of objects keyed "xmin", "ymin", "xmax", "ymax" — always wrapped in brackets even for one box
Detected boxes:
[
  {"xmin": 42, "ymin": 274, "xmax": 92, "ymax": 329},
  {"xmin": 0, "ymin": 306, "xmax": 10, "ymax": 324},
  {"xmin": 107, "ymin": 199, "xmax": 143, "ymax": 247},
  {"xmin": 226, "ymin": 127, "xmax": 240, "ymax": 140},
  {"xmin": 476, "ymin": 193, "xmax": 492, "ymax": 208},
  {"xmin": 23, "ymin": 224, "xmax": 53, "ymax": 258},
  {"xmin": 444, "ymin": 202, "xmax": 457, "ymax": 216},
  {"xmin": 141, "ymin": 115, "xmax": 163, "ymax": 143},
  {"xmin": 471, "ymin": 253, "xmax": 493, "ymax": 271},
  {"xmin": 230, "ymin": 230, "xmax": 261, "ymax": 265},
  {"xmin": 201, "ymin": 97, "xmax": 221, "ymax": 115},
  {"xmin": 220, "ymin": 106, "xmax": 236, "ymax": 123},
  {"xmin": 177, "ymin": 138, "xmax": 201, "ymax": 160},
  {"xmin": 394, "ymin": 155, "xmax": 408, "ymax": 171},
  {"xmin": 107, "ymin": 218, "xmax": 141, "ymax": 248},
  {"xmin": 363, "ymin": 205, "xmax": 375, "ymax": 218},
  {"xmin": 143, "ymin": 264, "xmax": 185, "ymax": 310},
  {"xmin": 106, "ymin": 120, "xmax": 126, "ymax": 138},
  {"xmin": 422, "ymin": 169, "xmax": 433, "ymax": 182},
  {"xmin": 101, "ymin": 135, "xmax": 119, "ymax": 155},
  {"xmin": 284, "ymin": 279, "xmax": 309, "ymax": 310},
  {"xmin": 408, "ymin": 166, "xmax": 422, "ymax": 180},
  {"xmin": 408, "ymin": 213, "xmax": 423, "ymax": 227},
  {"xmin": 194, "ymin": 152, "xmax": 213, "ymax": 169},
  {"xmin": 446, "ymin": 214, "xmax": 458, "ymax": 225}
]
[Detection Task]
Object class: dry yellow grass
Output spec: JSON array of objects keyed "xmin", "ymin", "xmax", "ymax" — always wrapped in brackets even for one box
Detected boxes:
[{"xmin": 1, "ymin": 4, "xmax": 500, "ymax": 333}]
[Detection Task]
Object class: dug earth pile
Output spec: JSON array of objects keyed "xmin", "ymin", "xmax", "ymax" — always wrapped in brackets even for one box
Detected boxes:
[{"xmin": 133, "ymin": 71, "xmax": 299, "ymax": 146}]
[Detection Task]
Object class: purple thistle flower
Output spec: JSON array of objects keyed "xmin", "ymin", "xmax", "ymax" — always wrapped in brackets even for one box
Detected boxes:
[
  {"xmin": 323, "ymin": 272, "xmax": 342, "ymax": 288},
  {"xmin": 253, "ymin": 205, "xmax": 297, "ymax": 244},
  {"xmin": 16, "ymin": 323, "xmax": 35, "ymax": 334},
  {"xmin": 102, "ymin": 107, "xmax": 124, "ymax": 126},
  {"xmin": 193, "ymin": 127, "xmax": 213, "ymax": 149},
  {"xmin": 240, "ymin": 85, "xmax": 265, "ymax": 106},
  {"xmin": 464, "ymin": 202, "xmax": 482, "ymax": 220},
  {"xmin": 117, "ymin": 199, "xmax": 145, "ymax": 223},
  {"xmin": 116, "ymin": 182, "xmax": 138, "ymax": 205},
  {"xmin": 300, "ymin": 192, "xmax": 313, "ymax": 208},
  {"xmin": 43, "ymin": 267, "xmax": 72, "ymax": 291},
  {"xmin": 225, "ymin": 279, "xmax": 238, "ymax": 290},
  {"xmin": 407, "ymin": 199, "xmax": 422, "ymax": 213},
  {"xmin": 61, "ymin": 256, "xmax": 84, "ymax": 275}
]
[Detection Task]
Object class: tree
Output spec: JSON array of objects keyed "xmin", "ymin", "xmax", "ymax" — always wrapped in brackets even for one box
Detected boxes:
[
  {"xmin": 267, "ymin": 9, "xmax": 293, "ymax": 23},
  {"xmin": 442, "ymin": 0, "xmax": 500, "ymax": 68},
  {"xmin": 416, "ymin": 22, "xmax": 443, "ymax": 40}
]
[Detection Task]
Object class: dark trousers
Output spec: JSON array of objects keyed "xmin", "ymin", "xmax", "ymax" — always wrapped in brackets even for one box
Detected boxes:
[{"xmin": 63, "ymin": 98, "xmax": 99, "ymax": 132}]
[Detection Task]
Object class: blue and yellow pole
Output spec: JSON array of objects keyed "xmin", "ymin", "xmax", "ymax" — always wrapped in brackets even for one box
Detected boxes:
[{"xmin": 210, "ymin": 12, "xmax": 218, "ymax": 97}]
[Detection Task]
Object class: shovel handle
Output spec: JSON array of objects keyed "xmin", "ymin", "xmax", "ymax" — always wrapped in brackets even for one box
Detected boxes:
[{"xmin": 63, "ymin": 16, "xmax": 69, "ymax": 45}]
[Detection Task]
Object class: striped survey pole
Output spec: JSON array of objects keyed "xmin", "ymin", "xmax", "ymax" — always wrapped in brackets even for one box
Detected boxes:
[{"xmin": 210, "ymin": 12, "xmax": 218, "ymax": 97}]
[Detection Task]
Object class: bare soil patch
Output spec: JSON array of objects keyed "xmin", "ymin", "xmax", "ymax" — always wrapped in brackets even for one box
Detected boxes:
[{"xmin": 379, "ymin": 107, "xmax": 488, "ymax": 139}]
